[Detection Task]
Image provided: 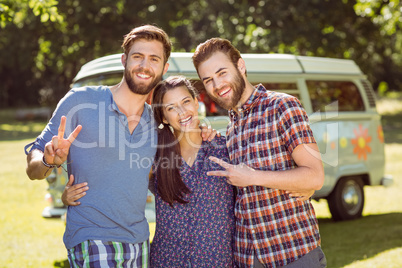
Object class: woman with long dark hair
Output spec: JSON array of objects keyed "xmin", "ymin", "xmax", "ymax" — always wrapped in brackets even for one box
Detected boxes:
[{"xmin": 149, "ymin": 76, "xmax": 234, "ymax": 267}]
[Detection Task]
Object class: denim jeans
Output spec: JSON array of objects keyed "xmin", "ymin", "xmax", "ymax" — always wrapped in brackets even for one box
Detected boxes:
[{"xmin": 253, "ymin": 246, "xmax": 327, "ymax": 268}]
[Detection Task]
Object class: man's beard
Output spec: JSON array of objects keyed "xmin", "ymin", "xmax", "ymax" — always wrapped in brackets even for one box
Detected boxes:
[
  {"xmin": 124, "ymin": 66, "xmax": 163, "ymax": 95},
  {"xmin": 210, "ymin": 69, "xmax": 246, "ymax": 110}
]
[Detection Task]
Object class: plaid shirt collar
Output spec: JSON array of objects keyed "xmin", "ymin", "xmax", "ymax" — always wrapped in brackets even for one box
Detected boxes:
[{"xmin": 229, "ymin": 84, "xmax": 265, "ymax": 121}]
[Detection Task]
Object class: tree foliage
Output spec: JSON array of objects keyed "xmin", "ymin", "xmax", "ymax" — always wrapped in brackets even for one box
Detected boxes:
[{"xmin": 0, "ymin": 0, "xmax": 401, "ymax": 107}]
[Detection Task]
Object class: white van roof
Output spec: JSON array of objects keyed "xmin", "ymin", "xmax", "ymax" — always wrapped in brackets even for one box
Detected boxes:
[{"xmin": 73, "ymin": 52, "xmax": 363, "ymax": 82}]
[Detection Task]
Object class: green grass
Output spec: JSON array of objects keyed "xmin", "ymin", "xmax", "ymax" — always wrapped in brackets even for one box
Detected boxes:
[
  {"xmin": 0, "ymin": 109, "xmax": 48, "ymax": 141},
  {"xmin": 0, "ymin": 139, "xmax": 67, "ymax": 267},
  {"xmin": 0, "ymin": 100, "xmax": 401, "ymax": 267}
]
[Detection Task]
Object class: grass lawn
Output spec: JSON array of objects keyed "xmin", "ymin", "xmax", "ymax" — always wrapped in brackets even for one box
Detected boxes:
[
  {"xmin": 0, "ymin": 97, "xmax": 401, "ymax": 267},
  {"xmin": 0, "ymin": 138, "xmax": 67, "ymax": 267}
]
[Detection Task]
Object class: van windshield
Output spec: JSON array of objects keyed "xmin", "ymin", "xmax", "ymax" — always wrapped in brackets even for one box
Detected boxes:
[{"xmin": 72, "ymin": 73, "xmax": 122, "ymax": 88}]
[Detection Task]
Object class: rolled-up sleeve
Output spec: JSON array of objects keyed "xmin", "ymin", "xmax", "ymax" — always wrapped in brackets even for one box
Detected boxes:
[{"xmin": 25, "ymin": 89, "xmax": 78, "ymax": 154}]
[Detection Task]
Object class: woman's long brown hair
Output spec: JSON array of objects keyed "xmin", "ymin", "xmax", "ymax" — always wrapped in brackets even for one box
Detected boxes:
[{"xmin": 152, "ymin": 76, "xmax": 198, "ymax": 206}]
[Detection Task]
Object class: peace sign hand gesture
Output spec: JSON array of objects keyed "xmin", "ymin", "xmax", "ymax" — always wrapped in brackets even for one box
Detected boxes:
[
  {"xmin": 208, "ymin": 156, "xmax": 316, "ymax": 202},
  {"xmin": 207, "ymin": 156, "xmax": 256, "ymax": 187},
  {"xmin": 43, "ymin": 116, "xmax": 82, "ymax": 166}
]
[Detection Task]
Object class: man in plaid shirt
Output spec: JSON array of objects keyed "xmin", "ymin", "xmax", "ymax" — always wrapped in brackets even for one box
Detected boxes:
[{"xmin": 193, "ymin": 38, "xmax": 327, "ymax": 268}]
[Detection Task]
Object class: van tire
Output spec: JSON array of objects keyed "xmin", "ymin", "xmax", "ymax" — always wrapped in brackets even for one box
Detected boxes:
[{"xmin": 327, "ymin": 177, "xmax": 364, "ymax": 221}]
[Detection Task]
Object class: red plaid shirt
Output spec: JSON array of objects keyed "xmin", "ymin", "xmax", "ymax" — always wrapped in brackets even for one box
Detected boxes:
[{"xmin": 227, "ymin": 84, "xmax": 321, "ymax": 268}]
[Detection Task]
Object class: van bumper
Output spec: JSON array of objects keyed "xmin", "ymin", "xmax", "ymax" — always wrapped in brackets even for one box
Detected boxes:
[
  {"xmin": 42, "ymin": 206, "xmax": 67, "ymax": 218},
  {"xmin": 381, "ymin": 175, "xmax": 394, "ymax": 187}
]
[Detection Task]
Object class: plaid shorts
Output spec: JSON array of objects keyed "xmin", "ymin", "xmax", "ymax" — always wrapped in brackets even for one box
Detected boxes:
[{"xmin": 67, "ymin": 240, "xmax": 149, "ymax": 268}]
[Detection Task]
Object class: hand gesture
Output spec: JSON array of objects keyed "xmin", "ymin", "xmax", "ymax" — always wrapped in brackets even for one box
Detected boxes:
[
  {"xmin": 62, "ymin": 174, "xmax": 88, "ymax": 206},
  {"xmin": 207, "ymin": 156, "xmax": 256, "ymax": 187},
  {"xmin": 44, "ymin": 116, "xmax": 82, "ymax": 166}
]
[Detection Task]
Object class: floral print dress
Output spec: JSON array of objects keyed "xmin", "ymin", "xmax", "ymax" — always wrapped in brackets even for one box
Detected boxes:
[{"xmin": 150, "ymin": 137, "xmax": 235, "ymax": 268}]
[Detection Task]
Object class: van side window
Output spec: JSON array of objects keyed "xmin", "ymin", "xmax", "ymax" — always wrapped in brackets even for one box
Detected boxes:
[
  {"xmin": 306, "ymin": 81, "xmax": 365, "ymax": 112},
  {"xmin": 260, "ymin": 82, "xmax": 300, "ymax": 101}
]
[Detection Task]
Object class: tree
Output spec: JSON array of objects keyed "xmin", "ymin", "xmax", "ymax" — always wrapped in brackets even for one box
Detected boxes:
[
  {"xmin": 0, "ymin": 0, "xmax": 179, "ymax": 107},
  {"xmin": 1, "ymin": 0, "xmax": 401, "ymax": 108},
  {"xmin": 170, "ymin": 0, "xmax": 402, "ymax": 92},
  {"xmin": 354, "ymin": 0, "xmax": 402, "ymax": 92}
]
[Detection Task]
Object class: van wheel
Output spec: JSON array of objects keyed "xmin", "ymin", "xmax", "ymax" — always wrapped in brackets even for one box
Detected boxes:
[{"xmin": 327, "ymin": 177, "xmax": 364, "ymax": 221}]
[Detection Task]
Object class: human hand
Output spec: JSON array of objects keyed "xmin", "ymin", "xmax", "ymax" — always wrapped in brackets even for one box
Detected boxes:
[
  {"xmin": 44, "ymin": 116, "xmax": 82, "ymax": 166},
  {"xmin": 199, "ymin": 123, "xmax": 220, "ymax": 141},
  {"xmin": 285, "ymin": 189, "xmax": 315, "ymax": 202},
  {"xmin": 207, "ymin": 156, "xmax": 256, "ymax": 187},
  {"xmin": 62, "ymin": 174, "xmax": 88, "ymax": 206}
]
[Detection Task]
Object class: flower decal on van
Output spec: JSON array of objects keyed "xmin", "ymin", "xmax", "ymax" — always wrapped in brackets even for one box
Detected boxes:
[
  {"xmin": 377, "ymin": 125, "xmax": 384, "ymax": 143},
  {"xmin": 351, "ymin": 125, "xmax": 372, "ymax": 160},
  {"xmin": 339, "ymin": 137, "xmax": 348, "ymax": 148}
]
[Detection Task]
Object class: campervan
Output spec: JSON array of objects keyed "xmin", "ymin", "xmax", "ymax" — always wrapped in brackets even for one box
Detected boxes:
[{"xmin": 43, "ymin": 52, "xmax": 392, "ymax": 222}]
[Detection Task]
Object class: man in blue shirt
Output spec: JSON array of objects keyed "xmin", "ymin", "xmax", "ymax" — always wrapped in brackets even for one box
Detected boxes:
[{"xmin": 25, "ymin": 25, "xmax": 171, "ymax": 267}]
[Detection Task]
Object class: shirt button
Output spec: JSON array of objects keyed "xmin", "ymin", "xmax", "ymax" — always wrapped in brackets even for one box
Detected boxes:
[{"xmin": 251, "ymin": 229, "xmax": 255, "ymax": 234}]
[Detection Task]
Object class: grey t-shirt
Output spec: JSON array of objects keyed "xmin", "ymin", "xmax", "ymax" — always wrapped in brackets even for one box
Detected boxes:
[{"xmin": 29, "ymin": 86, "xmax": 157, "ymax": 249}]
